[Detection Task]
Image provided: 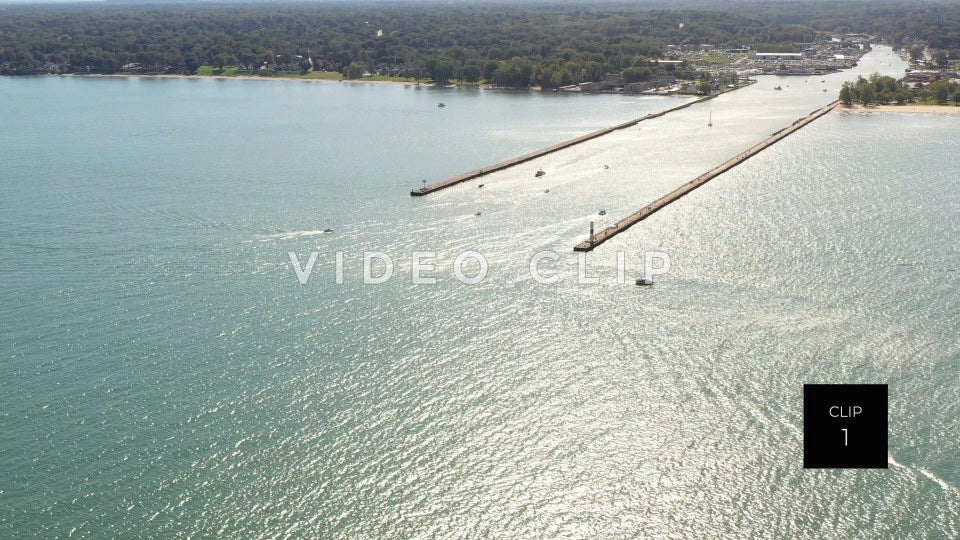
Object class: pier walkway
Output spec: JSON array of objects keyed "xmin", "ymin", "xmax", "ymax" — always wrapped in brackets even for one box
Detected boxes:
[
  {"xmin": 409, "ymin": 90, "xmax": 741, "ymax": 196},
  {"xmin": 573, "ymin": 100, "xmax": 840, "ymax": 252}
]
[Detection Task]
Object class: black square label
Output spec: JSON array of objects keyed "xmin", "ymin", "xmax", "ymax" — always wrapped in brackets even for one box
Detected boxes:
[{"xmin": 803, "ymin": 384, "xmax": 888, "ymax": 468}]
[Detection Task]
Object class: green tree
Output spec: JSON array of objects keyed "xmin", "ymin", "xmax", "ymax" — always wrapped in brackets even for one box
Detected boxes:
[
  {"xmin": 583, "ymin": 61, "xmax": 605, "ymax": 82},
  {"xmin": 839, "ymin": 82, "xmax": 854, "ymax": 106},
  {"xmin": 696, "ymin": 76, "xmax": 711, "ymax": 95},
  {"xmin": 413, "ymin": 64, "xmax": 427, "ymax": 83},
  {"xmin": 622, "ymin": 66, "xmax": 651, "ymax": 83},
  {"xmin": 343, "ymin": 61, "xmax": 365, "ymax": 79},
  {"xmin": 458, "ymin": 62, "xmax": 481, "ymax": 84},
  {"xmin": 935, "ymin": 51, "xmax": 949, "ymax": 68},
  {"xmin": 213, "ymin": 53, "xmax": 235, "ymax": 69},
  {"xmin": 481, "ymin": 61, "xmax": 499, "ymax": 82},
  {"xmin": 910, "ymin": 45, "xmax": 925, "ymax": 62},
  {"xmin": 428, "ymin": 58, "xmax": 454, "ymax": 86},
  {"xmin": 931, "ymin": 80, "xmax": 950, "ymax": 104}
]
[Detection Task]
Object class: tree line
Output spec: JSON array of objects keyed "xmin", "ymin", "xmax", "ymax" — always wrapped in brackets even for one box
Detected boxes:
[
  {"xmin": 740, "ymin": 0, "xmax": 960, "ymax": 56},
  {"xmin": 3, "ymin": 1, "xmax": 960, "ymax": 85},
  {"xmin": 840, "ymin": 73, "xmax": 960, "ymax": 106},
  {"xmin": 0, "ymin": 2, "xmax": 816, "ymax": 86}
]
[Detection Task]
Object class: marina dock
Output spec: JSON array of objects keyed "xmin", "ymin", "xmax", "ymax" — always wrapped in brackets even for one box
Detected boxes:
[
  {"xmin": 409, "ymin": 89, "xmax": 746, "ymax": 196},
  {"xmin": 573, "ymin": 100, "xmax": 840, "ymax": 252}
]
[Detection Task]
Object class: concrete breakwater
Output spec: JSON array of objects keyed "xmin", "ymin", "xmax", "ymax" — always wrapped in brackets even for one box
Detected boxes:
[
  {"xmin": 573, "ymin": 100, "xmax": 841, "ymax": 252},
  {"xmin": 409, "ymin": 84, "xmax": 754, "ymax": 197}
]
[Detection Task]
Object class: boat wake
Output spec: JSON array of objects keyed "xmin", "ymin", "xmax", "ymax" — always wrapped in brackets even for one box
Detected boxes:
[
  {"xmin": 888, "ymin": 454, "xmax": 958, "ymax": 494},
  {"xmin": 257, "ymin": 229, "xmax": 333, "ymax": 241}
]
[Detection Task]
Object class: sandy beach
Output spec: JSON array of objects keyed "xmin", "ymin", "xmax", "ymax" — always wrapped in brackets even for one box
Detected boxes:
[
  {"xmin": 840, "ymin": 103, "xmax": 960, "ymax": 114},
  {"xmin": 57, "ymin": 72, "xmax": 566, "ymax": 92}
]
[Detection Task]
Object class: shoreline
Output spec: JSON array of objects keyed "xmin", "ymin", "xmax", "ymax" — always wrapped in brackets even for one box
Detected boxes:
[
  {"xmin": 60, "ymin": 72, "xmax": 419, "ymax": 86},
  {"xmin": 45, "ymin": 72, "xmax": 717, "ymax": 97},
  {"xmin": 840, "ymin": 103, "xmax": 960, "ymax": 115},
  {"xmin": 57, "ymin": 73, "xmax": 562, "ymax": 92}
]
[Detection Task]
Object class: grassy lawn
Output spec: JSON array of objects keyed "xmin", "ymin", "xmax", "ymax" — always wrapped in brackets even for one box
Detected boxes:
[
  {"xmin": 195, "ymin": 65, "xmax": 239, "ymax": 76},
  {"xmin": 360, "ymin": 74, "xmax": 419, "ymax": 82},
  {"xmin": 192, "ymin": 66, "xmax": 418, "ymax": 83},
  {"xmin": 290, "ymin": 71, "xmax": 343, "ymax": 80},
  {"xmin": 911, "ymin": 97, "xmax": 960, "ymax": 106}
]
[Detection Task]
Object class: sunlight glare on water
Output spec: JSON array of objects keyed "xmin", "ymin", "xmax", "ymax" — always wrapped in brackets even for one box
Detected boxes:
[{"xmin": 1, "ymin": 46, "xmax": 958, "ymax": 538}]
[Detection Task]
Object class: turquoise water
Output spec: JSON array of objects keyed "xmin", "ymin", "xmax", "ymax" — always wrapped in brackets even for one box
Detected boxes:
[{"xmin": 2, "ymin": 47, "xmax": 958, "ymax": 538}]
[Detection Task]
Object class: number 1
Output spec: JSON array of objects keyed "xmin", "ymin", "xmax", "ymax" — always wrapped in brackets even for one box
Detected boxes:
[{"xmin": 841, "ymin": 428, "xmax": 848, "ymax": 446}]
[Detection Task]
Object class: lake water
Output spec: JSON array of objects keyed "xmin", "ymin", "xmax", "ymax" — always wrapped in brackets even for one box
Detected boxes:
[{"xmin": 1, "ymin": 46, "xmax": 958, "ymax": 538}]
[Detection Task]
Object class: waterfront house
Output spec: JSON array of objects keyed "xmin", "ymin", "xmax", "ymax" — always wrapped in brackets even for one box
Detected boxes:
[
  {"xmin": 624, "ymin": 81, "xmax": 654, "ymax": 93},
  {"xmin": 580, "ymin": 81, "xmax": 616, "ymax": 92}
]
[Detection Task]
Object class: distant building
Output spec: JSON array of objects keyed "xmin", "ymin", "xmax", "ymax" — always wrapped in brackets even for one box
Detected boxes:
[
  {"xmin": 579, "ymin": 81, "xmax": 616, "ymax": 92},
  {"xmin": 904, "ymin": 70, "xmax": 941, "ymax": 84},
  {"xmin": 752, "ymin": 53, "xmax": 804, "ymax": 61},
  {"xmin": 624, "ymin": 81, "xmax": 654, "ymax": 93},
  {"xmin": 601, "ymin": 72, "xmax": 625, "ymax": 86},
  {"xmin": 624, "ymin": 76, "xmax": 677, "ymax": 93}
]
